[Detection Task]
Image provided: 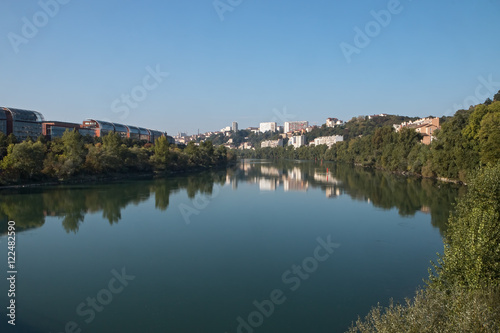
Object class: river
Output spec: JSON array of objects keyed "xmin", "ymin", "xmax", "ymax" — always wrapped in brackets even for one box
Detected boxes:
[{"xmin": 0, "ymin": 160, "xmax": 463, "ymax": 333}]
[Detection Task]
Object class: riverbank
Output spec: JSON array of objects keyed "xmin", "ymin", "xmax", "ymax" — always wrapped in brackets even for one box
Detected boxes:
[
  {"xmin": 0, "ymin": 161, "xmax": 237, "ymax": 190},
  {"xmin": 0, "ymin": 131, "xmax": 237, "ymax": 189},
  {"xmin": 352, "ymin": 163, "xmax": 467, "ymax": 185}
]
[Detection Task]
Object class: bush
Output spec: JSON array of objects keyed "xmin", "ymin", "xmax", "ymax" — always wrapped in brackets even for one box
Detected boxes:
[{"xmin": 348, "ymin": 286, "xmax": 500, "ymax": 333}]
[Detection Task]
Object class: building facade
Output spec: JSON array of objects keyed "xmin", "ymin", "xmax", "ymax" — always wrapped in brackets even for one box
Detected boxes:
[
  {"xmin": 259, "ymin": 122, "xmax": 277, "ymax": 133},
  {"xmin": 0, "ymin": 107, "xmax": 44, "ymax": 141},
  {"xmin": 260, "ymin": 139, "xmax": 283, "ymax": 148},
  {"xmin": 284, "ymin": 121, "xmax": 308, "ymax": 133},
  {"xmin": 0, "ymin": 107, "xmax": 171, "ymax": 144},
  {"xmin": 326, "ymin": 118, "xmax": 343, "ymax": 128},
  {"xmin": 393, "ymin": 117, "xmax": 440, "ymax": 145},
  {"xmin": 289, "ymin": 135, "xmax": 306, "ymax": 148},
  {"xmin": 313, "ymin": 135, "xmax": 343, "ymax": 148},
  {"xmin": 42, "ymin": 121, "xmax": 95, "ymax": 140},
  {"xmin": 232, "ymin": 121, "xmax": 238, "ymax": 132}
]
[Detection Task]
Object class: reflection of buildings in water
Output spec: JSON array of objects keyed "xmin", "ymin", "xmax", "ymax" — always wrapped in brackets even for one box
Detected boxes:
[
  {"xmin": 325, "ymin": 187, "xmax": 341, "ymax": 198},
  {"xmin": 284, "ymin": 179, "xmax": 309, "ymax": 192},
  {"xmin": 420, "ymin": 206, "xmax": 431, "ymax": 214},
  {"xmin": 287, "ymin": 167, "xmax": 304, "ymax": 181},
  {"xmin": 239, "ymin": 161, "xmax": 253, "ymax": 175},
  {"xmin": 260, "ymin": 166, "xmax": 281, "ymax": 177},
  {"xmin": 44, "ymin": 210, "xmax": 59, "ymax": 217},
  {"xmin": 225, "ymin": 174, "xmax": 238, "ymax": 189},
  {"xmin": 313, "ymin": 171, "xmax": 340, "ymax": 185},
  {"xmin": 259, "ymin": 178, "xmax": 277, "ymax": 191}
]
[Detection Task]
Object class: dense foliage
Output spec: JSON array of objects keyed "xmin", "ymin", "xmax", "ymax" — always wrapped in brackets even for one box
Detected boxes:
[
  {"xmin": 0, "ymin": 130, "xmax": 234, "ymax": 185},
  {"xmin": 241, "ymin": 100, "xmax": 500, "ymax": 182},
  {"xmin": 348, "ymin": 163, "xmax": 500, "ymax": 332}
]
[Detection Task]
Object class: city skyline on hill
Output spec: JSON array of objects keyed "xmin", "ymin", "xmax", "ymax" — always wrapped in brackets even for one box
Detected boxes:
[{"xmin": 1, "ymin": 0, "xmax": 499, "ymax": 134}]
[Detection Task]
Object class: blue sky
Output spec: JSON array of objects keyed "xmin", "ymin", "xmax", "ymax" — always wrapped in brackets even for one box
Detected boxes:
[{"xmin": 1, "ymin": 0, "xmax": 499, "ymax": 135}]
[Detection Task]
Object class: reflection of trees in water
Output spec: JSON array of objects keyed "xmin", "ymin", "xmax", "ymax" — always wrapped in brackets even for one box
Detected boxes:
[
  {"xmin": 0, "ymin": 170, "xmax": 229, "ymax": 234},
  {"xmin": 330, "ymin": 165, "xmax": 462, "ymax": 234},
  {"xmin": 0, "ymin": 162, "xmax": 461, "ymax": 236},
  {"xmin": 0, "ymin": 192, "xmax": 46, "ymax": 234},
  {"xmin": 236, "ymin": 160, "xmax": 463, "ymax": 235}
]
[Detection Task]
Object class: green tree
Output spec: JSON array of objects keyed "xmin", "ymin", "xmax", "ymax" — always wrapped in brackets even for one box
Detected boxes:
[
  {"xmin": 7, "ymin": 133, "xmax": 18, "ymax": 145},
  {"xmin": 430, "ymin": 163, "xmax": 500, "ymax": 289},
  {"xmin": 0, "ymin": 132, "xmax": 8, "ymax": 159},
  {"xmin": 60, "ymin": 129, "xmax": 87, "ymax": 177},
  {"xmin": 1, "ymin": 141, "xmax": 46, "ymax": 179},
  {"xmin": 478, "ymin": 112, "xmax": 500, "ymax": 165},
  {"xmin": 494, "ymin": 90, "xmax": 500, "ymax": 102},
  {"xmin": 101, "ymin": 132, "xmax": 125, "ymax": 172},
  {"xmin": 151, "ymin": 136, "xmax": 170, "ymax": 170}
]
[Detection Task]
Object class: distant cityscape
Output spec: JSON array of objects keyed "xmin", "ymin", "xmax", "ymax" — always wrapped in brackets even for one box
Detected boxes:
[
  {"xmin": 174, "ymin": 113, "xmax": 441, "ymax": 149},
  {"xmin": 0, "ymin": 106, "xmax": 441, "ymax": 149}
]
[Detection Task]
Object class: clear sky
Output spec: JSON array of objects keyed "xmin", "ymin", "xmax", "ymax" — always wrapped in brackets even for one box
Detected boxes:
[{"xmin": 1, "ymin": 0, "xmax": 499, "ymax": 135}]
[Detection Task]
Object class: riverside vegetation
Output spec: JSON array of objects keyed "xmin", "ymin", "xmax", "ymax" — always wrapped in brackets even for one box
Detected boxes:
[
  {"xmin": 241, "ymin": 97, "xmax": 500, "ymax": 184},
  {"xmin": 0, "ymin": 131, "xmax": 235, "ymax": 185},
  {"xmin": 348, "ymin": 163, "xmax": 500, "ymax": 332}
]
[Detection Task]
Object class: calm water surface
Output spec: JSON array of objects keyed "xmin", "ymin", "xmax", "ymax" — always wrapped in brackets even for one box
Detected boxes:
[{"xmin": 0, "ymin": 160, "xmax": 462, "ymax": 333}]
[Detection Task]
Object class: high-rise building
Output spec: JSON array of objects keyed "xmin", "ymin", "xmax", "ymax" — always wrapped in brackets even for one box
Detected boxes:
[
  {"xmin": 289, "ymin": 135, "xmax": 306, "ymax": 148},
  {"xmin": 284, "ymin": 121, "xmax": 308, "ymax": 133},
  {"xmin": 259, "ymin": 122, "xmax": 277, "ymax": 133},
  {"xmin": 232, "ymin": 121, "xmax": 238, "ymax": 132}
]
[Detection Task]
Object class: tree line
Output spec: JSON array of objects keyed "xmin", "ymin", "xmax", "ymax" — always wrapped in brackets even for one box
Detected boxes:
[
  {"xmin": 241, "ymin": 97, "xmax": 500, "ymax": 183},
  {"xmin": 0, "ymin": 130, "xmax": 235, "ymax": 185}
]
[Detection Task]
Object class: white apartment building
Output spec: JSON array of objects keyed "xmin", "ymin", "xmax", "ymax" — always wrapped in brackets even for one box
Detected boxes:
[
  {"xmin": 326, "ymin": 118, "xmax": 344, "ymax": 128},
  {"xmin": 260, "ymin": 139, "xmax": 283, "ymax": 148},
  {"xmin": 289, "ymin": 135, "xmax": 306, "ymax": 148},
  {"xmin": 259, "ymin": 122, "xmax": 277, "ymax": 133},
  {"xmin": 313, "ymin": 135, "xmax": 344, "ymax": 148}
]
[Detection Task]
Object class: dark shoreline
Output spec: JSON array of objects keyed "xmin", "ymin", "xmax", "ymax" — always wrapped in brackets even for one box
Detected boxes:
[
  {"xmin": 351, "ymin": 162, "xmax": 466, "ymax": 185},
  {"xmin": 0, "ymin": 162, "xmax": 237, "ymax": 190}
]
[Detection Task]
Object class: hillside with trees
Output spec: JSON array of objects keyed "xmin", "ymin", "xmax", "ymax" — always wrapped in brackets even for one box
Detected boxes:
[{"xmin": 242, "ymin": 94, "xmax": 500, "ymax": 183}]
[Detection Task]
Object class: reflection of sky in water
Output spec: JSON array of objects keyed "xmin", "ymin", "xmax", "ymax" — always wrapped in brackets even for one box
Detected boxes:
[{"xmin": 0, "ymin": 160, "xmax": 461, "ymax": 332}]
